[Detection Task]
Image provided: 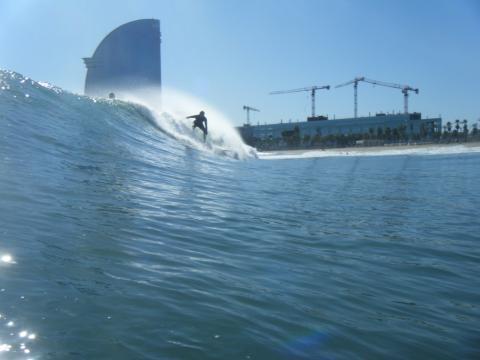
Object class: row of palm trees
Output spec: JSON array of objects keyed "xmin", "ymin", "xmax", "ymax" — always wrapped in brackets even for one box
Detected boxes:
[{"xmin": 441, "ymin": 119, "xmax": 479, "ymax": 138}]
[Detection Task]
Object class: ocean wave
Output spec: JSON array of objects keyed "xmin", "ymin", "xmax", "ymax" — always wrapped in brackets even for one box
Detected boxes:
[{"xmin": 0, "ymin": 70, "xmax": 256, "ymax": 162}]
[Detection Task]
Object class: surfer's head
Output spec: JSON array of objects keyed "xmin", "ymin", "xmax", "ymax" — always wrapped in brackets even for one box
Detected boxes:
[{"xmin": 200, "ymin": 111, "xmax": 205, "ymax": 116}]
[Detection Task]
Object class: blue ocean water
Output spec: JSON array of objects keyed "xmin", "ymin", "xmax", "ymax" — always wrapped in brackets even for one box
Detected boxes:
[{"xmin": 1, "ymin": 70, "xmax": 479, "ymax": 359}]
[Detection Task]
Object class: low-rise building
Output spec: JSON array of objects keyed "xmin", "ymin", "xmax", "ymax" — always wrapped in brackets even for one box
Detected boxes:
[{"xmin": 238, "ymin": 113, "xmax": 442, "ymax": 149}]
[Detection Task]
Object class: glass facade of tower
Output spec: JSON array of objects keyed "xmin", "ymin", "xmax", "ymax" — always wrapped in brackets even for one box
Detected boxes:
[{"xmin": 83, "ymin": 19, "xmax": 161, "ymax": 97}]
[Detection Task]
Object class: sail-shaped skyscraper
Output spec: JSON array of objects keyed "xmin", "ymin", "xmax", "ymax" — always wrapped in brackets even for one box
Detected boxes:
[{"xmin": 83, "ymin": 19, "xmax": 161, "ymax": 97}]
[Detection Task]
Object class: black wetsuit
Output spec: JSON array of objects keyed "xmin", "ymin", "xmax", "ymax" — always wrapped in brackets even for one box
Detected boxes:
[{"xmin": 188, "ymin": 114, "xmax": 208, "ymax": 136}]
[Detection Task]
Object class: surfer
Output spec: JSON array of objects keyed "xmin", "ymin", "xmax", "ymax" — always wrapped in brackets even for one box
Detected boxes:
[{"xmin": 187, "ymin": 111, "xmax": 208, "ymax": 142}]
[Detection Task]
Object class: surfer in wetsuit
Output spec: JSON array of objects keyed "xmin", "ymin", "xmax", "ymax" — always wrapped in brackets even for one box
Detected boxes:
[{"xmin": 187, "ymin": 111, "xmax": 208, "ymax": 142}]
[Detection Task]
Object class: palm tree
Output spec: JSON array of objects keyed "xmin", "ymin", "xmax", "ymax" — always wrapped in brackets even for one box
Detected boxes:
[
  {"xmin": 303, "ymin": 134, "xmax": 311, "ymax": 146},
  {"xmin": 392, "ymin": 128, "xmax": 400, "ymax": 141},
  {"xmin": 398, "ymin": 124, "xmax": 407, "ymax": 141},
  {"xmin": 420, "ymin": 124, "xmax": 428, "ymax": 139},
  {"xmin": 462, "ymin": 119, "xmax": 468, "ymax": 134},
  {"xmin": 472, "ymin": 123, "xmax": 478, "ymax": 136},
  {"xmin": 377, "ymin": 127, "xmax": 384, "ymax": 139},
  {"xmin": 446, "ymin": 121, "xmax": 452, "ymax": 133},
  {"xmin": 385, "ymin": 127, "xmax": 392, "ymax": 142}
]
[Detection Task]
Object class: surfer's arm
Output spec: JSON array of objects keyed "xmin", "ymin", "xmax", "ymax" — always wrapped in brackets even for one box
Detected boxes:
[{"xmin": 186, "ymin": 115, "xmax": 196, "ymax": 119}]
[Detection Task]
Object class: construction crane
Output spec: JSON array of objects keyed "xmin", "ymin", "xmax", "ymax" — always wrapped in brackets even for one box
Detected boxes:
[
  {"xmin": 335, "ymin": 77, "xmax": 365, "ymax": 118},
  {"xmin": 336, "ymin": 76, "xmax": 419, "ymax": 117},
  {"xmin": 243, "ymin": 105, "xmax": 260, "ymax": 125},
  {"xmin": 361, "ymin": 78, "xmax": 419, "ymax": 114},
  {"xmin": 269, "ymin": 85, "xmax": 330, "ymax": 118}
]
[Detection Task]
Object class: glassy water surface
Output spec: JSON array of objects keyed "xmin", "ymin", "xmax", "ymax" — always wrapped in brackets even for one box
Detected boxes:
[{"xmin": 1, "ymin": 70, "xmax": 479, "ymax": 359}]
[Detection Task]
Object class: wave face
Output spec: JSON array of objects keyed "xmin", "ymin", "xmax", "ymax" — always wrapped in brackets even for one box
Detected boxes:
[
  {"xmin": 0, "ymin": 70, "xmax": 255, "ymax": 162},
  {"xmin": 1, "ymin": 70, "xmax": 480, "ymax": 359}
]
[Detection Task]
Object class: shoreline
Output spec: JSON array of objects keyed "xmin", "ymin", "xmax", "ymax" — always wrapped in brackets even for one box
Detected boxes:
[{"xmin": 258, "ymin": 141, "xmax": 480, "ymax": 158}]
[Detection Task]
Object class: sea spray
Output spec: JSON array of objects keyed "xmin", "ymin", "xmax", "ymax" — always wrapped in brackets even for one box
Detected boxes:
[{"xmin": 122, "ymin": 87, "xmax": 257, "ymax": 159}]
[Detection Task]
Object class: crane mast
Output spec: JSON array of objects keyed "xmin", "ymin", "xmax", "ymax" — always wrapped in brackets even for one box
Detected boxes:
[
  {"xmin": 335, "ymin": 77, "xmax": 365, "ymax": 118},
  {"xmin": 401, "ymin": 87, "xmax": 419, "ymax": 114},
  {"xmin": 269, "ymin": 85, "xmax": 330, "ymax": 118},
  {"xmin": 242, "ymin": 105, "xmax": 260, "ymax": 125}
]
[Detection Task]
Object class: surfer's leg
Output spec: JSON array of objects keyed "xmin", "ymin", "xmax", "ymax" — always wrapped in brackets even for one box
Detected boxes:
[{"xmin": 197, "ymin": 123, "xmax": 207, "ymax": 142}]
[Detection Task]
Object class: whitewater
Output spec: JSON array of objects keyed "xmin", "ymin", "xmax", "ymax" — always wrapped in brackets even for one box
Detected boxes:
[{"xmin": 1, "ymin": 70, "xmax": 480, "ymax": 359}]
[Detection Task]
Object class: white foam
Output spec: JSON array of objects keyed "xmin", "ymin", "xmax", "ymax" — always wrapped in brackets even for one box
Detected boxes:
[
  {"xmin": 259, "ymin": 144, "xmax": 480, "ymax": 160},
  {"xmin": 37, "ymin": 81, "xmax": 63, "ymax": 94},
  {"xmin": 121, "ymin": 88, "xmax": 257, "ymax": 160}
]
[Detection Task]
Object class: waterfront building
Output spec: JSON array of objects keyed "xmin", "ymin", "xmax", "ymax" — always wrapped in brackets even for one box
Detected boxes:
[{"xmin": 238, "ymin": 113, "xmax": 442, "ymax": 148}]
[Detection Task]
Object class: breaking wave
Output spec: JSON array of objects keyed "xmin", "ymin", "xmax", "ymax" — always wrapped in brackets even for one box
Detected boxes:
[{"xmin": 0, "ymin": 70, "xmax": 256, "ymax": 164}]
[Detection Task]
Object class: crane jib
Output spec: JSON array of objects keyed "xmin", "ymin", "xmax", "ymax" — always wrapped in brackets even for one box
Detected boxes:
[{"xmin": 269, "ymin": 85, "xmax": 330, "ymax": 118}]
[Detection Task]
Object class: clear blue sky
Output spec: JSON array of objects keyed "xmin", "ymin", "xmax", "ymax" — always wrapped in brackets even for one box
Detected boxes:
[{"xmin": 1, "ymin": 0, "xmax": 479, "ymax": 126}]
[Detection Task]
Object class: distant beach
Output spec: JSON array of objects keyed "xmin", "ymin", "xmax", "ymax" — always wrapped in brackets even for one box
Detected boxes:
[{"xmin": 258, "ymin": 141, "xmax": 480, "ymax": 159}]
